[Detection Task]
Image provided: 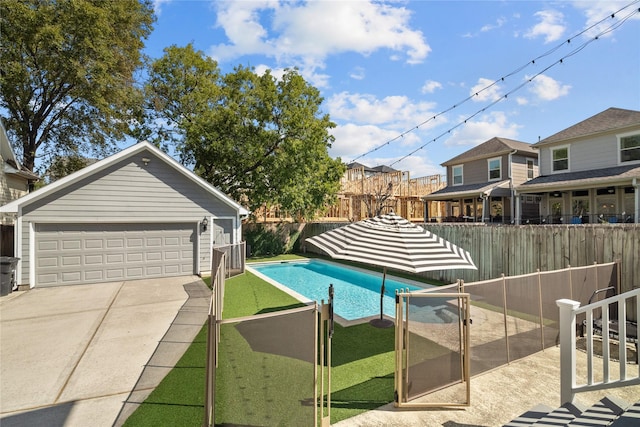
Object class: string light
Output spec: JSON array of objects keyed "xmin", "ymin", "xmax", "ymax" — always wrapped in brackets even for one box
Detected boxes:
[
  {"xmin": 388, "ymin": 3, "xmax": 639, "ymax": 168},
  {"xmin": 349, "ymin": 0, "xmax": 640, "ymax": 166}
]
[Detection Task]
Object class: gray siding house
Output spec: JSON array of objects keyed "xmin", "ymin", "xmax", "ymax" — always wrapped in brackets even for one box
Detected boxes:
[
  {"xmin": 423, "ymin": 137, "xmax": 538, "ymax": 223},
  {"xmin": 0, "ymin": 141, "xmax": 249, "ymax": 288},
  {"xmin": 1, "ymin": 121, "xmax": 39, "ymax": 225},
  {"xmin": 516, "ymin": 107, "xmax": 640, "ymax": 224}
]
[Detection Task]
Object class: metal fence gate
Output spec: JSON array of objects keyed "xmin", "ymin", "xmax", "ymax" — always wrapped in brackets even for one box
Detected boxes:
[
  {"xmin": 204, "ymin": 272, "xmax": 333, "ymax": 426},
  {"xmin": 395, "ymin": 291, "xmax": 471, "ymax": 407}
]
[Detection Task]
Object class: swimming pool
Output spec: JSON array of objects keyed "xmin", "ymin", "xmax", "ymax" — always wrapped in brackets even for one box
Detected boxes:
[{"xmin": 248, "ymin": 259, "xmax": 431, "ymax": 321}]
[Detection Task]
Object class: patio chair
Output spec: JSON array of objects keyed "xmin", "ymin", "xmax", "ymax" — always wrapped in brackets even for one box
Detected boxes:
[{"xmin": 580, "ymin": 287, "xmax": 639, "ymax": 364}]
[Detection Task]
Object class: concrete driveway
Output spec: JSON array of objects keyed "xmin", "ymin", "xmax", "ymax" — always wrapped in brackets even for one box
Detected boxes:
[{"xmin": 0, "ymin": 276, "xmax": 210, "ymax": 426}]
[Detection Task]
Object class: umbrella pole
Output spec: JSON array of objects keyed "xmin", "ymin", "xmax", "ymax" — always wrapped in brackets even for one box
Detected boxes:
[
  {"xmin": 380, "ymin": 267, "xmax": 386, "ymax": 320},
  {"xmin": 370, "ymin": 267, "xmax": 393, "ymax": 328}
]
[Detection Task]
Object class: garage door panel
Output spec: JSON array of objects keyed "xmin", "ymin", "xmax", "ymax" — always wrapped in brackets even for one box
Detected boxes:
[
  {"xmin": 126, "ymin": 267, "xmax": 144, "ymax": 277},
  {"xmin": 106, "ymin": 268, "xmax": 125, "ymax": 279},
  {"xmin": 164, "ymin": 265, "xmax": 180, "ymax": 274},
  {"xmin": 62, "ymin": 240, "xmax": 81, "ymax": 250},
  {"xmin": 38, "ymin": 273, "xmax": 58, "ymax": 285},
  {"xmin": 62, "ymin": 271, "xmax": 81, "ymax": 282},
  {"xmin": 62, "ymin": 256, "xmax": 81, "ymax": 266},
  {"xmin": 85, "ymin": 255, "xmax": 103, "ymax": 265},
  {"xmin": 38, "ymin": 241, "xmax": 58, "ymax": 251},
  {"xmin": 127, "ymin": 253, "xmax": 143, "ymax": 262},
  {"xmin": 107, "ymin": 239, "xmax": 124, "ymax": 248},
  {"xmin": 85, "ymin": 270, "xmax": 103, "ymax": 281},
  {"xmin": 146, "ymin": 252, "xmax": 162, "ymax": 261},
  {"xmin": 35, "ymin": 223, "xmax": 195, "ymax": 286},
  {"xmin": 106, "ymin": 253, "xmax": 124, "ymax": 264},
  {"xmin": 85, "ymin": 239, "xmax": 103, "ymax": 249},
  {"xmin": 146, "ymin": 237, "xmax": 162, "ymax": 247},
  {"xmin": 39, "ymin": 257, "xmax": 58, "ymax": 267}
]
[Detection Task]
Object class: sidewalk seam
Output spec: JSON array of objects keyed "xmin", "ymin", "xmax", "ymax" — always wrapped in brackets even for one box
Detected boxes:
[{"xmin": 53, "ymin": 281, "xmax": 126, "ymax": 404}]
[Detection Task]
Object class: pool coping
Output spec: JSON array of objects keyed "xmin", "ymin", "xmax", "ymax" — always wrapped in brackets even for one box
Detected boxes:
[{"xmin": 246, "ymin": 259, "xmax": 433, "ymax": 327}]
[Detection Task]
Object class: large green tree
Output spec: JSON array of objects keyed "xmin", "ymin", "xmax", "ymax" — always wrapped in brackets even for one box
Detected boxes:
[
  {"xmin": 0, "ymin": 0, "xmax": 155, "ymax": 172},
  {"xmin": 144, "ymin": 44, "xmax": 345, "ymax": 219}
]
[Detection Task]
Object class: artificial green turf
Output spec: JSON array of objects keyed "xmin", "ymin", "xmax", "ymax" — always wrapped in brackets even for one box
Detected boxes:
[
  {"xmin": 222, "ymin": 271, "xmax": 305, "ymax": 317},
  {"xmin": 125, "ymin": 261, "xmax": 450, "ymax": 426},
  {"xmin": 122, "ymin": 325, "xmax": 208, "ymax": 426}
]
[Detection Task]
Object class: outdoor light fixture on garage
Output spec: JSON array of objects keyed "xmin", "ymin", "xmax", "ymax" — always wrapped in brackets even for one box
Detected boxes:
[
  {"xmin": 202, "ymin": 217, "xmax": 208, "ymax": 232},
  {"xmin": 141, "ymin": 157, "xmax": 151, "ymax": 165}
]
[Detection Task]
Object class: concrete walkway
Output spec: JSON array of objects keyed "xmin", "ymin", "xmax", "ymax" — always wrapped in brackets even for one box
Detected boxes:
[
  {"xmin": 333, "ymin": 345, "xmax": 640, "ymax": 427},
  {"xmin": 0, "ymin": 276, "xmax": 210, "ymax": 427}
]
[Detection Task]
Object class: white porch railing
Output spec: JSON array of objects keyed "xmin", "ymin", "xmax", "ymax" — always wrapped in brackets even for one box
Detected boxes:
[{"xmin": 557, "ymin": 288, "xmax": 640, "ymax": 405}]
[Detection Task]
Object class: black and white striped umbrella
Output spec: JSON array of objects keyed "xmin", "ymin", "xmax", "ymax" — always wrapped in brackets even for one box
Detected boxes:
[
  {"xmin": 306, "ymin": 212, "xmax": 476, "ymax": 327},
  {"xmin": 306, "ymin": 212, "xmax": 477, "ymax": 274}
]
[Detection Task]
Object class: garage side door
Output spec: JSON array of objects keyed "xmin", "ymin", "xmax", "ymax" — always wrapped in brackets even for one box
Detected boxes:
[{"xmin": 35, "ymin": 223, "xmax": 195, "ymax": 286}]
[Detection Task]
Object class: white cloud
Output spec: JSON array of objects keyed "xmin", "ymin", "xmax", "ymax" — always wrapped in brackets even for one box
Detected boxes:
[
  {"xmin": 524, "ymin": 9, "xmax": 566, "ymax": 43},
  {"xmin": 572, "ymin": 1, "xmax": 640, "ymax": 39},
  {"xmin": 444, "ymin": 111, "xmax": 522, "ymax": 147},
  {"xmin": 328, "ymin": 123, "xmax": 408, "ymax": 161},
  {"xmin": 326, "ymin": 92, "xmax": 438, "ymax": 128},
  {"xmin": 350, "ymin": 67, "xmax": 365, "ymax": 80},
  {"xmin": 209, "ymin": 1, "xmax": 430, "ymax": 80},
  {"xmin": 481, "ymin": 17, "xmax": 507, "ymax": 33},
  {"xmin": 470, "ymin": 78, "xmax": 502, "ymax": 102},
  {"xmin": 527, "ymin": 74, "xmax": 571, "ymax": 101},
  {"xmin": 372, "ymin": 155, "xmax": 444, "ymax": 178},
  {"xmin": 152, "ymin": 0, "xmax": 173, "ymax": 15},
  {"xmin": 421, "ymin": 80, "xmax": 442, "ymax": 94},
  {"xmin": 324, "ymin": 91, "xmax": 447, "ymax": 173}
]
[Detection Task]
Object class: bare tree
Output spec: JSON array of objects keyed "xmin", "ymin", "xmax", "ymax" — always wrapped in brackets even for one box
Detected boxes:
[{"xmin": 364, "ymin": 182, "xmax": 395, "ymax": 217}]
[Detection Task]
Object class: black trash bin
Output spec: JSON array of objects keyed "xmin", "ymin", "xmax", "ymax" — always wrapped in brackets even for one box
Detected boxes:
[{"xmin": 1, "ymin": 257, "xmax": 20, "ymax": 296}]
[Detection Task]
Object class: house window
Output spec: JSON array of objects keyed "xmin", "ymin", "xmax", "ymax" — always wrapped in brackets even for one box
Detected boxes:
[
  {"xmin": 452, "ymin": 165, "xmax": 463, "ymax": 186},
  {"xmin": 488, "ymin": 157, "xmax": 501, "ymax": 181},
  {"xmin": 527, "ymin": 159, "xmax": 535, "ymax": 179},
  {"xmin": 552, "ymin": 146, "xmax": 569, "ymax": 172},
  {"xmin": 620, "ymin": 133, "xmax": 640, "ymax": 164}
]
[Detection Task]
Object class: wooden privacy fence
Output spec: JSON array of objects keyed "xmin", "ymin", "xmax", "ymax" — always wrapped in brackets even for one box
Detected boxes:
[{"xmin": 301, "ymin": 223, "xmax": 640, "ymax": 295}]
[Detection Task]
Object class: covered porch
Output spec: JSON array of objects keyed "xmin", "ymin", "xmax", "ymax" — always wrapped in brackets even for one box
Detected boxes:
[
  {"xmin": 516, "ymin": 165, "xmax": 640, "ymax": 225},
  {"xmin": 422, "ymin": 180, "xmax": 517, "ymax": 223}
]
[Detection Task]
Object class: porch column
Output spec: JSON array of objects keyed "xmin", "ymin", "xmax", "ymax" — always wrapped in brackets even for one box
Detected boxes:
[
  {"xmin": 634, "ymin": 178, "xmax": 639, "ymax": 224},
  {"xmin": 514, "ymin": 192, "xmax": 521, "ymax": 225}
]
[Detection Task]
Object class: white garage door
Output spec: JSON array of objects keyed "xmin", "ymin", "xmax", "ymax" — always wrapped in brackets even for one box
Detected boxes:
[{"xmin": 35, "ymin": 223, "xmax": 196, "ymax": 286}]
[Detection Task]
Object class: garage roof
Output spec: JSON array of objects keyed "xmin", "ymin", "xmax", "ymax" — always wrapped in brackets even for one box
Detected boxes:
[{"xmin": 0, "ymin": 141, "xmax": 249, "ymax": 216}]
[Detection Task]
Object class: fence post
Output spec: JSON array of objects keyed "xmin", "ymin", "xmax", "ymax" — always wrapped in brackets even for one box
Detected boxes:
[{"xmin": 556, "ymin": 298, "xmax": 580, "ymax": 405}]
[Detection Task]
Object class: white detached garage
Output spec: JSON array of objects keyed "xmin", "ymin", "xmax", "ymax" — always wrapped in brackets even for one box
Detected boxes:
[{"xmin": 0, "ymin": 141, "xmax": 249, "ymax": 288}]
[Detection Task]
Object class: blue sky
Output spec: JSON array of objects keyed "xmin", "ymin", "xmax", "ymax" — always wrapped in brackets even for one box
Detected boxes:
[{"xmin": 147, "ymin": 0, "xmax": 640, "ymax": 178}]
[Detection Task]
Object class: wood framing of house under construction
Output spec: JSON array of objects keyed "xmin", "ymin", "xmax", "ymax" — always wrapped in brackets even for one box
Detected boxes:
[{"xmin": 254, "ymin": 165, "xmax": 447, "ymax": 223}]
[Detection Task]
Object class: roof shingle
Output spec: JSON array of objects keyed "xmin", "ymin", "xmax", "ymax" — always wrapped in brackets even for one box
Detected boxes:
[{"xmin": 535, "ymin": 107, "xmax": 640, "ymax": 146}]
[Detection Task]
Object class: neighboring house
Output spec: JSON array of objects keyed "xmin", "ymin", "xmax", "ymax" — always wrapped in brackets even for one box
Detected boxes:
[
  {"xmin": 0, "ymin": 141, "xmax": 249, "ymax": 288},
  {"xmin": 345, "ymin": 162, "xmax": 401, "ymax": 180},
  {"xmin": 423, "ymin": 137, "xmax": 538, "ymax": 223},
  {"xmin": 1, "ymin": 121, "xmax": 39, "ymax": 225},
  {"xmin": 517, "ymin": 107, "xmax": 640, "ymax": 224}
]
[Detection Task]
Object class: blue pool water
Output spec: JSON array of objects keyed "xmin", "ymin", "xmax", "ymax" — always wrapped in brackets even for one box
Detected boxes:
[{"xmin": 250, "ymin": 259, "xmax": 428, "ymax": 321}]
